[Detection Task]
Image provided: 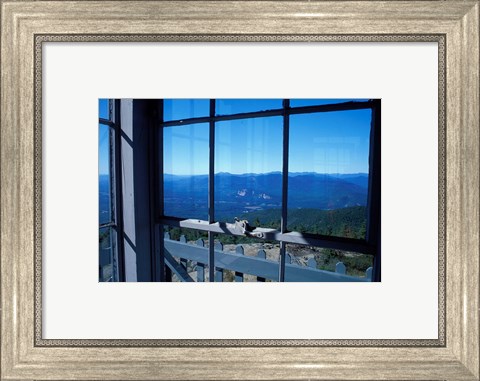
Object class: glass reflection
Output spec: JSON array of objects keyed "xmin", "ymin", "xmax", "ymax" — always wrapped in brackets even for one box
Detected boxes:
[
  {"xmin": 216, "ymin": 99, "xmax": 282, "ymax": 115},
  {"xmin": 287, "ymin": 109, "xmax": 371, "ymax": 238},
  {"xmin": 290, "ymin": 99, "xmax": 369, "ymax": 107},
  {"xmin": 164, "ymin": 99, "xmax": 209, "ymax": 121},
  {"xmin": 99, "ymin": 99, "xmax": 110, "ymax": 120},
  {"xmin": 215, "ymin": 116, "xmax": 283, "ymax": 228},
  {"xmin": 163, "ymin": 123, "xmax": 209, "ymax": 220}
]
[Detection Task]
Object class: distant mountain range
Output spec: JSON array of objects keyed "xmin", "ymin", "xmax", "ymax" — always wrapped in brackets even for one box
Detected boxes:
[
  {"xmin": 163, "ymin": 172, "xmax": 368, "ymax": 221},
  {"xmin": 99, "ymin": 172, "xmax": 369, "ymax": 238},
  {"xmin": 100, "ymin": 172, "xmax": 368, "ymax": 222},
  {"xmin": 99, "ymin": 175, "xmax": 110, "ymax": 224}
]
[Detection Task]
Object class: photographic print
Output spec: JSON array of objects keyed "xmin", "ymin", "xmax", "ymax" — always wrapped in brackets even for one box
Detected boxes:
[
  {"xmin": 3, "ymin": 0, "xmax": 479, "ymax": 376},
  {"xmin": 99, "ymin": 98, "xmax": 381, "ymax": 282}
]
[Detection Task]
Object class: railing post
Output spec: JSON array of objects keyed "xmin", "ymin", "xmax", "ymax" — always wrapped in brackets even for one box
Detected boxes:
[
  {"xmin": 366, "ymin": 267, "xmax": 373, "ymax": 281},
  {"xmin": 196, "ymin": 239, "xmax": 205, "ymax": 282},
  {"xmin": 179, "ymin": 235, "xmax": 188, "ymax": 271},
  {"xmin": 214, "ymin": 241, "xmax": 224, "ymax": 282},
  {"xmin": 235, "ymin": 246, "xmax": 244, "ymax": 282},
  {"xmin": 336, "ymin": 262, "xmax": 346, "ymax": 274},
  {"xmin": 256, "ymin": 249, "xmax": 266, "ymax": 282},
  {"xmin": 164, "ymin": 232, "xmax": 172, "ymax": 281},
  {"xmin": 283, "ymin": 253, "xmax": 292, "ymax": 282}
]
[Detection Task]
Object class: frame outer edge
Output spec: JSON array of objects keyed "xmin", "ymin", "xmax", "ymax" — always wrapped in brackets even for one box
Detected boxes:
[
  {"xmin": 0, "ymin": 1, "xmax": 479, "ymax": 380},
  {"xmin": 456, "ymin": 2, "xmax": 480, "ymax": 378},
  {"xmin": 445, "ymin": 2, "xmax": 480, "ymax": 380},
  {"xmin": 1, "ymin": 1, "xmax": 23, "ymax": 379}
]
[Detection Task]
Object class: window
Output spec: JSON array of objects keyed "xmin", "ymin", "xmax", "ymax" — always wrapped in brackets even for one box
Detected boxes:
[
  {"xmin": 98, "ymin": 99, "xmax": 123, "ymax": 282},
  {"xmin": 158, "ymin": 99, "xmax": 381, "ymax": 282},
  {"xmin": 99, "ymin": 98, "xmax": 380, "ymax": 282}
]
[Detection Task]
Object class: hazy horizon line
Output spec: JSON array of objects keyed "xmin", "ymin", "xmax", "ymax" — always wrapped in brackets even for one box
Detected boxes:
[{"xmin": 99, "ymin": 171, "xmax": 369, "ymax": 177}]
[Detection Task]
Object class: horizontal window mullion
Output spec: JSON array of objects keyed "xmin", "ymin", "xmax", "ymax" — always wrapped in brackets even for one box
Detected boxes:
[
  {"xmin": 158, "ymin": 217, "xmax": 375, "ymax": 255},
  {"xmin": 161, "ymin": 109, "xmax": 284, "ymax": 127},
  {"xmin": 286, "ymin": 100, "xmax": 374, "ymax": 115},
  {"xmin": 160, "ymin": 100, "xmax": 374, "ymax": 127},
  {"xmin": 99, "ymin": 118, "xmax": 115, "ymax": 127},
  {"xmin": 280, "ymin": 231, "xmax": 374, "ymax": 255},
  {"xmin": 99, "ymin": 222, "xmax": 117, "ymax": 229}
]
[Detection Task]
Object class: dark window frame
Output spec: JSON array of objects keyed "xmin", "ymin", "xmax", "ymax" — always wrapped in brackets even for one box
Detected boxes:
[
  {"xmin": 155, "ymin": 99, "xmax": 381, "ymax": 282},
  {"xmin": 99, "ymin": 99, "xmax": 125, "ymax": 282}
]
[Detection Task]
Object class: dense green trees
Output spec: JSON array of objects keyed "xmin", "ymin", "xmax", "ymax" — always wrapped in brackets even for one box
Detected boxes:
[
  {"xmin": 165, "ymin": 206, "xmax": 367, "ymax": 241},
  {"xmin": 246, "ymin": 206, "xmax": 367, "ymax": 239},
  {"xmin": 163, "ymin": 206, "xmax": 372, "ymax": 277}
]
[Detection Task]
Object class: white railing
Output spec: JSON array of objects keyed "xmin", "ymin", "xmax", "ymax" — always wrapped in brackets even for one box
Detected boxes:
[{"xmin": 164, "ymin": 233, "xmax": 372, "ymax": 282}]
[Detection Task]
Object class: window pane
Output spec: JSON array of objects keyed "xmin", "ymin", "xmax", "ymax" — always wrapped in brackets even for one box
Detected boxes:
[
  {"xmin": 99, "ymin": 123, "xmax": 111, "ymax": 224},
  {"xmin": 215, "ymin": 116, "xmax": 283, "ymax": 227},
  {"xmin": 288, "ymin": 109, "xmax": 371, "ymax": 238},
  {"xmin": 164, "ymin": 99, "xmax": 209, "ymax": 121},
  {"xmin": 163, "ymin": 123, "xmax": 209, "ymax": 219},
  {"xmin": 285, "ymin": 243, "xmax": 373, "ymax": 281},
  {"xmin": 216, "ymin": 99, "xmax": 282, "ymax": 116},
  {"xmin": 99, "ymin": 99, "xmax": 110, "ymax": 120},
  {"xmin": 99, "ymin": 226, "xmax": 118, "ymax": 282},
  {"xmin": 290, "ymin": 99, "xmax": 369, "ymax": 108}
]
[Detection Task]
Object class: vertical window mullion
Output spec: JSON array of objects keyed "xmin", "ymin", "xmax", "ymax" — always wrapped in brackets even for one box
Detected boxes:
[
  {"xmin": 156, "ymin": 100, "xmax": 166, "ymax": 282},
  {"xmin": 208, "ymin": 99, "xmax": 216, "ymax": 282},
  {"xmin": 108, "ymin": 118, "xmax": 117, "ymax": 281},
  {"xmin": 366, "ymin": 99, "xmax": 381, "ymax": 281},
  {"xmin": 112, "ymin": 99, "xmax": 126, "ymax": 282},
  {"xmin": 279, "ymin": 99, "xmax": 290, "ymax": 282}
]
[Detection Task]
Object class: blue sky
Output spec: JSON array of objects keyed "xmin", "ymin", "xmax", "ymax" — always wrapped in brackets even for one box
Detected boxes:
[
  {"xmin": 288, "ymin": 108, "xmax": 371, "ymax": 174},
  {"xmin": 99, "ymin": 99, "xmax": 110, "ymax": 175},
  {"xmin": 100, "ymin": 99, "xmax": 372, "ymax": 176},
  {"xmin": 99, "ymin": 98, "xmax": 109, "ymax": 120},
  {"xmin": 99, "ymin": 129, "xmax": 110, "ymax": 176}
]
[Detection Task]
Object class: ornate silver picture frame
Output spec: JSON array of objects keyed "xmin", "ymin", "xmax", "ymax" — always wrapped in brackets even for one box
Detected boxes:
[{"xmin": 1, "ymin": 1, "xmax": 478, "ymax": 380}]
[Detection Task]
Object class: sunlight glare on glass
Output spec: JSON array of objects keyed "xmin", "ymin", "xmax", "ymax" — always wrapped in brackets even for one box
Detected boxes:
[
  {"xmin": 163, "ymin": 123, "xmax": 209, "ymax": 220},
  {"xmin": 287, "ymin": 108, "xmax": 372, "ymax": 238},
  {"xmin": 214, "ymin": 116, "xmax": 282, "ymax": 227},
  {"xmin": 99, "ymin": 99, "xmax": 110, "ymax": 120},
  {"xmin": 290, "ymin": 98, "xmax": 370, "ymax": 107},
  {"xmin": 164, "ymin": 99, "xmax": 209, "ymax": 121},
  {"xmin": 216, "ymin": 99, "xmax": 282, "ymax": 115},
  {"xmin": 98, "ymin": 124, "xmax": 111, "ymax": 224}
]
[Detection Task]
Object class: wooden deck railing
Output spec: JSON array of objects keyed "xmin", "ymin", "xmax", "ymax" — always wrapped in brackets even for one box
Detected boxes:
[{"xmin": 164, "ymin": 233, "xmax": 372, "ymax": 282}]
